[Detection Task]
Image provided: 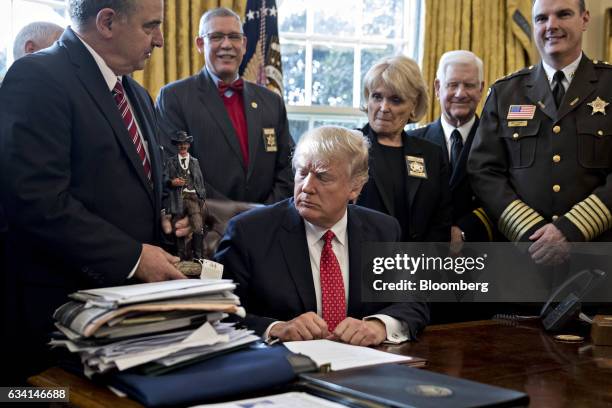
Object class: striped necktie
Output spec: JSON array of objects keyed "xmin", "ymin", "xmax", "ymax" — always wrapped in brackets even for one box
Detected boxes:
[{"xmin": 112, "ymin": 80, "xmax": 152, "ymax": 181}]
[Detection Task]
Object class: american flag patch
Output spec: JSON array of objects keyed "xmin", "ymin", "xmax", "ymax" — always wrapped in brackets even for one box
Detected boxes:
[{"xmin": 507, "ymin": 105, "xmax": 536, "ymax": 120}]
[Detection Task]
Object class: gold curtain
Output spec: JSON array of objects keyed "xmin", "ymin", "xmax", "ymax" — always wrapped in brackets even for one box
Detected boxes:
[
  {"xmin": 421, "ymin": 0, "xmax": 537, "ymax": 123},
  {"xmin": 133, "ymin": 0, "xmax": 247, "ymax": 100}
]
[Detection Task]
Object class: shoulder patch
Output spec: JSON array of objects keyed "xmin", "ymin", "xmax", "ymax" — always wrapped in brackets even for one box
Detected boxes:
[
  {"xmin": 494, "ymin": 65, "xmax": 533, "ymax": 84},
  {"xmin": 593, "ymin": 59, "xmax": 612, "ymax": 69}
]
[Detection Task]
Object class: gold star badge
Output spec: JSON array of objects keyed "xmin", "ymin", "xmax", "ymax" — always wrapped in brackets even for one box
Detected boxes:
[{"xmin": 587, "ymin": 97, "xmax": 609, "ymax": 115}]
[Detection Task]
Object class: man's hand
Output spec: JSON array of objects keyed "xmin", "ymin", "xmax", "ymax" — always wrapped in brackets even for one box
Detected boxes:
[
  {"xmin": 161, "ymin": 215, "xmax": 191, "ymax": 237},
  {"xmin": 134, "ymin": 244, "xmax": 186, "ymax": 282},
  {"xmin": 171, "ymin": 177, "xmax": 186, "ymax": 187},
  {"xmin": 269, "ymin": 312, "xmax": 329, "ymax": 341},
  {"xmin": 450, "ymin": 225, "xmax": 464, "ymax": 255},
  {"xmin": 528, "ymin": 223, "xmax": 570, "ymax": 266},
  {"xmin": 328, "ymin": 317, "xmax": 387, "ymax": 346}
]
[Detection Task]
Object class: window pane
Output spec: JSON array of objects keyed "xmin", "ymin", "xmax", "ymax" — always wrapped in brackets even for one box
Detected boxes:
[
  {"xmin": 278, "ymin": 0, "xmax": 306, "ymax": 33},
  {"xmin": 13, "ymin": 1, "xmax": 68, "ymax": 31},
  {"xmin": 313, "ymin": 118, "xmax": 363, "ymax": 129},
  {"xmin": 312, "ymin": 45, "xmax": 353, "ymax": 107},
  {"xmin": 360, "ymin": 45, "xmax": 395, "ymax": 105},
  {"xmin": 313, "ymin": 0, "xmax": 356, "ymax": 37},
  {"xmin": 281, "ymin": 42, "xmax": 306, "ymax": 105},
  {"xmin": 288, "ymin": 118, "xmax": 309, "ymax": 142},
  {"xmin": 362, "ymin": 0, "xmax": 404, "ymax": 39}
]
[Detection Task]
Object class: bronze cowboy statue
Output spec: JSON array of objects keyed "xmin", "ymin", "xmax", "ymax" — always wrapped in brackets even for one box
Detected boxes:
[{"xmin": 163, "ymin": 131, "xmax": 207, "ymax": 261}]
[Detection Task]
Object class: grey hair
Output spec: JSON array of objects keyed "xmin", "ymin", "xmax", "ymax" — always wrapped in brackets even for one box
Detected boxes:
[
  {"xmin": 13, "ymin": 21, "xmax": 64, "ymax": 60},
  {"xmin": 68, "ymin": 0, "xmax": 136, "ymax": 27},
  {"xmin": 292, "ymin": 126, "xmax": 370, "ymax": 188},
  {"xmin": 362, "ymin": 55, "xmax": 429, "ymax": 124},
  {"xmin": 436, "ymin": 50, "xmax": 484, "ymax": 84},
  {"xmin": 199, "ymin": 7, "xmax": 243, "ymax": 36}
]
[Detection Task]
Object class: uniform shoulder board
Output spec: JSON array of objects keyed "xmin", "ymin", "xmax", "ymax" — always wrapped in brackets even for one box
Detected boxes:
[
  {"xmin": 592, "ymin": 59, "xmax": 612, "ymax": 68},
  {"xmin": 494, "ymin": 65, "xmax": 534, "ymax": 83}
]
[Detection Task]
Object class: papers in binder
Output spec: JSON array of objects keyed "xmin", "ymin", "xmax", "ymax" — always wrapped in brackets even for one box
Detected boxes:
[{"xmin": 283, "ymin": 339, "xmax": 424, "ymax": 371}]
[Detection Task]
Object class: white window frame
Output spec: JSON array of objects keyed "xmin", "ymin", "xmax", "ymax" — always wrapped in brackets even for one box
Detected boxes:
[{"xmin": 279, "ymin": 0, "xmax": 424, "ymax": 131}]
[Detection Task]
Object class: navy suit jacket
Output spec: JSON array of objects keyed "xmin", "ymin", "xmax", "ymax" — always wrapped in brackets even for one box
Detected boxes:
[
  {"xmin": 408, "ymin": 118, "xmax": 495, "ymax": 241},
  {"xmin": 0, "ymin": 27, "xmax": 163, "ymax": 376},
  {"xmin": 156, "ymin": 69, "xmax": 294, "ymax": 204},
  {"xmin": 356, "ymin": 124, "xmax": 452, "ymax": 242},
  {"xmin": 214, "ymin": 198, "xmax": 429, "ymax": 337}
]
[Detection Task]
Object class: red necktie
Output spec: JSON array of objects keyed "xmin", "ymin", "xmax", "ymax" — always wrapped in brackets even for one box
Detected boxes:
[
  {"xmin": 218, "ymin": 78, "xmax": 244, "ymax": 96},
  {"xmin": 112, "ymin": 80, "xmax": 152, "ymax": 181},
  {"xmin": 320, "ymin": 230, "xmax": 346, "ymax": 331}
]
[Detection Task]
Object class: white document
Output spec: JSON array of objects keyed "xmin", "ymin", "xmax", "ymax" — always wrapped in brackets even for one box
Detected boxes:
[
  {"xmin": 191, "ymin": 392, "xmax": 346, "ymax": 408},
  {"xmin": 284, "ymin": 339, "xmax": 415, "ymax": 371},
  {"xmin": 71, "ymin": 279, "xmax": 236, "ymax": 308}
]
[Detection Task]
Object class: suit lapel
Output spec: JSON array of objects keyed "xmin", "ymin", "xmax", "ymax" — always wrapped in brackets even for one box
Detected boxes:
[
  {"xmin": 557, "ymin": 56, "xmax": 598, "ymax": 122},
  {"xmin": 402, "ymin": 133, "xmax": 423, "ymax": 213},
  {"xmin": 279, "ymin": 201, "xmax": 317, "ymax": 312},
  {"xmin": 122, "ymin": 78, "xmax": 157, "ymax": 203},
  {"xmin": 426, "ymin": 119, "xmax": 449, "ymax": 164},
  {"xmin": 243, "ymin": 82, "xmax": 260, "ymax": 181},
  {"xmin": 364, "ymin": 126, "xmax": 394, "ymax": 214},
  {"xmin": 62, "ymin": 28, "xmax": 154, "ymax": 202},
  {"xmin": 526, "ymin": 64, "xmax": 557, "ymax": 121},
  {"xmin": 197, "ymin": 70, "xmax": 245, "ymax": 166},
  {"xmin": 449, "ymin": 116, "xmax": 479, "ymax": 188},
  {"xmin": 346, "ymin": 206, "xmax": 364, "ymax": 315}
]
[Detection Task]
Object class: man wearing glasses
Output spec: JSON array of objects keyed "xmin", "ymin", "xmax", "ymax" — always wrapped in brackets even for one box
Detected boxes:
[{"xmin": 156, "ymin": 7, "xmax": 294, "ymax": 205}]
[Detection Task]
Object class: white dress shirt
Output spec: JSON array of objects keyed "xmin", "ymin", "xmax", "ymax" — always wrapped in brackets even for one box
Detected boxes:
[
  {"xmin": 542, "ymin": 52, "xmax": 582, "ymax": 92},
  {"xmin": 440, "ymin": 115, "xmax": 476, "ymax": 162},
  {"xmin": 265, "ymin": 210, "xmax": 410, "ymax": 343}
]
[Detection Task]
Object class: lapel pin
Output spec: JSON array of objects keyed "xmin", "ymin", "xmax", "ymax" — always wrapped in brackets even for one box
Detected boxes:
[
  {"xmin": 251, "ymin": 102, "xmax": 258, "ymax": 109},
  {"xmin": 587, "ymin": 96, "xmax": 609, "ymax": 115}
]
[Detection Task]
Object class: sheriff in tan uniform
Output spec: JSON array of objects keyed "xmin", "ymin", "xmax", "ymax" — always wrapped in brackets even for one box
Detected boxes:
[{"xmin": 468, "ymin": 0, "xmax": 612, "ymax": 264}]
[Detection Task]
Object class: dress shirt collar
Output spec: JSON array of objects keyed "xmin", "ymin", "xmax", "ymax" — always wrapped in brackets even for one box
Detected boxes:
[
  {"xmin": 74, "ymin": 29, "xmax": 121, "ymax": 92},
  {"xmin": 179, "ymin": 153, "xmax": 190, "ymax": 169},
  {"xmin": 304, "ymin": 210, "xmax": 348, "ymax": 249},
  {"xmin": 542, "ymin": 52, "xmax": 582, "ymax": 89},
  {"xmin": 440, "ymin": 114, "xmax": 475, "ymax": 144}
]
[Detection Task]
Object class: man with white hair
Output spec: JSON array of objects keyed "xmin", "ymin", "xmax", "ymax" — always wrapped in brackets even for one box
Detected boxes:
[
  {"xmin": 12, "ymin": 21, "xmax": 64, "ymax": 60},
  {"xmin": 409, "ymin": 50, "xmax": 494, "ymax": 244},
  {"xmin": 215, "ymin": 126, "xmax": 429, "ymax": 345}
]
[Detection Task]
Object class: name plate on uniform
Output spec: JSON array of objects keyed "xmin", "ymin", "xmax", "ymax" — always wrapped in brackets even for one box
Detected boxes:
[{"xmin": 508, "ymin": 121, "xmax": 528, "ymax": 127}]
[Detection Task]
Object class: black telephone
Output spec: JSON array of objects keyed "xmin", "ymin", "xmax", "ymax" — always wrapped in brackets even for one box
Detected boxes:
[{"xmin": 540, "ymin": 269, "xmax": 606, "ymax": 331}]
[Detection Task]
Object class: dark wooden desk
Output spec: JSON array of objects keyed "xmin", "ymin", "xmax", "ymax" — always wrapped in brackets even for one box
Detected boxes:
[{"xmin": 29, "ymin": 320, "xmax": 612, "ymax": 407}]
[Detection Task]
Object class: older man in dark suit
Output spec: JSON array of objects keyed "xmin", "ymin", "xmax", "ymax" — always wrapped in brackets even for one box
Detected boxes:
[
  {"xmin": 0, "ymin": 0, "xmax": 186, "ymax": 382},
  {"xmin": 215, "ymin": 126, "xmax": 429, "ymax": 345},
  {"xmin": 156, "ymin": 7, "xmax": 294, "ymax": 205},
  {"xmin": 409, "ymin": 50, "xmax": 494, "ymax": 245}
]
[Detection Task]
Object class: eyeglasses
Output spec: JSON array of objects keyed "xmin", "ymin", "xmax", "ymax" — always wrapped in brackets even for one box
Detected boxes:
[{"xmin": 204, "ymin": 32, "xmax": 244, "ymax": 44}]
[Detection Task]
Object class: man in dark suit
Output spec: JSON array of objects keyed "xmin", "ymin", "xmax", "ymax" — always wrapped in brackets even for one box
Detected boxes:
[
  {"xmin": 410, "ymin": 50, "xmax": 494, "ymax": 245},
  {"xmin": 156, "ymin": 7, "xmax": 294, "ymax": 204},
  {"xmin": 0, "ymin": 0, "xmax": 186, "ymax": 382},
  {"xmin": 215, "ymin": 126, "xmax": 429, "ymax": 345},
  {"xmin": 469, "ymin": 0, "xmax": 612, "ymax": 261}
]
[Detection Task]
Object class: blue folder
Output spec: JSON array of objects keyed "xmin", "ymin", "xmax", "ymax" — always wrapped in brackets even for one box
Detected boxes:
[{"xmin": 105, "ymin": 344, "xmax": 298, "ymax": 407}]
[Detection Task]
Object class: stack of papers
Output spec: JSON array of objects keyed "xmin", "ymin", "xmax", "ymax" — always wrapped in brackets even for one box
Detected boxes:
[{"xmin": 51, "ymin": 279, "xmax": 259, "ymax": 376}]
